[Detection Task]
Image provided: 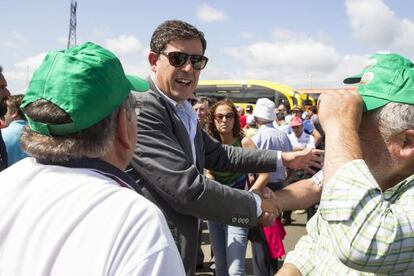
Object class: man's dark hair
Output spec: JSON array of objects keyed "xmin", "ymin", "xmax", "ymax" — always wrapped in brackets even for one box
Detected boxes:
[
  {"xmin": 0, "ymin": 66, "xmax": 3, "ymax": 73},
  {"xmin": 150, "ymin": 20, "xmax": 207, "ymax": 54},
  {"xmin": 310, "ymin": 105, "xmax": 318, "ymax": 114},
  {"xmin": 195, "ymin": 97, "xmax": 210, "ymax": 106}
]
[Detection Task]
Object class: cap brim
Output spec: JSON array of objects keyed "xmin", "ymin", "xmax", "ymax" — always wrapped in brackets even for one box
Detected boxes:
[
  {"xmin": 361, "ymin": 95, "xmax": 390, "ymax": 112},
  {"xmin": 126, "ymin": 74, "xmax": 149, "ymax": 92},
  {"xmin": 343, "ymin": 74, "xmax": 362, "ymax": 84}
]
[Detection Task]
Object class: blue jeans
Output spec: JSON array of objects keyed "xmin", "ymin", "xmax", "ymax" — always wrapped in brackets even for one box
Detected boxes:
[{"xmin": 208, "ymin": 221, "xmax": 248, "ymax": 276}]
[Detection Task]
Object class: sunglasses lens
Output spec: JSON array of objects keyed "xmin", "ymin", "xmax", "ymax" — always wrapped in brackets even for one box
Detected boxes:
[
  {"xmin": 190, "ymin": 55, "xmax": 208, "ymax": 70},
  {"xmin": 214, "ymin": 113, "xmax": 234, "ymax": 121},
  {"xmin": 168, "ymin": 52, "xmax": 188, "ymax": 67},
  {"xmin": 165, "ymin": 52, "xmax": 208, "ymax": 70}
]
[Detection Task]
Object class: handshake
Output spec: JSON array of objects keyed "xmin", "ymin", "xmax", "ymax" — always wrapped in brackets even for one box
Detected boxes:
[
  {"xmin": 253, "ymin": 187, "xmax": 282, "ymax": 226},
  {"xmin": 252, "ymin": 176, "xmax": 323, "ymax": 226}
]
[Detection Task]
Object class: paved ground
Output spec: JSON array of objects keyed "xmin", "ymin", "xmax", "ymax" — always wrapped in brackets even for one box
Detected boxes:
[{"xmin": 196, "ymin": 212, "xmax": 308, "ymax": 275}]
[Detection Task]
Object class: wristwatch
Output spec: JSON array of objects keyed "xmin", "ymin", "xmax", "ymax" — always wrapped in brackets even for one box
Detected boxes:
[{"xmin": 312, "ymin": 170, "xmax": 324, "ymax": 188}]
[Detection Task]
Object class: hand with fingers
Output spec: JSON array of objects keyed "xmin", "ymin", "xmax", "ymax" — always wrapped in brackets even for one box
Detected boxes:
[
  {"xmin": 252, "ymin": 187, "xmax": 281, "ymax": 226},
  {"xmin": 282, "ymin": 148, "xmax": 324, "ymax": 171}
]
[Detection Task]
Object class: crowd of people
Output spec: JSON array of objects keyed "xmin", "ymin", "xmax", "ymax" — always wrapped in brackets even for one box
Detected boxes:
[{"xmin": 0, "ymin": 19, "xmax": 414, "ymax": 276}]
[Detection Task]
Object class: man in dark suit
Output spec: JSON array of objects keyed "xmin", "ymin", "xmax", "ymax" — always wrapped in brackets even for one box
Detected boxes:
[{"xmin": 127, "ymin": 20, "xmax": 322, "ymax": 275}]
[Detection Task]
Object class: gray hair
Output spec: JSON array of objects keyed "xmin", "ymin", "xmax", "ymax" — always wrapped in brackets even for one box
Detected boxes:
[
  {"xmin": 21, "ymin": 93, "xmax": 136, "ymax": 162},
  {"xmin": 375, "ymin": 102, "xmax": 414, "ymax": 139}
]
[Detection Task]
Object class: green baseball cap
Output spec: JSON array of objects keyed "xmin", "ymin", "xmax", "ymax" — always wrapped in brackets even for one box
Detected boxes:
[
  {"xmin": 21, "ymin": 42, "xmax": 149, "ymax": 136},
  {"xmin": 343, "ymin": 53, "xmax": 414, "ymax": 112}
]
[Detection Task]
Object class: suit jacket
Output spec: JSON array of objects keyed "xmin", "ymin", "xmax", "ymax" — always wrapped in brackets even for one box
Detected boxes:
[{"xmin": 127, "ymin": 78, "xmax": 278, "ymax": 275}]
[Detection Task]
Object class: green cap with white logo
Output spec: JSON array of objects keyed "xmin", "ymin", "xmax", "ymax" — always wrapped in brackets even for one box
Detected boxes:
[
  {"xmin": 21, "ymin": 42, "xmax": 149, "ymax": 136},
  {"xmin": 343, "ymin": 53, "xmax": 414, "ymax": 111}
]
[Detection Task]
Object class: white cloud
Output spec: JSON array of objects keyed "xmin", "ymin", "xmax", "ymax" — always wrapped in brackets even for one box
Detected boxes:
[
  {"xmin": 346, "ymin": 0, "xmax": 414, "ymax": 56},
  {"xmin": 196, "ymin": 4, "xmax": 228, "ymax": 22},
  {"xmin": 205, "ymin": 29, "xmax": 368, "ymax": 88},
  {"xmin": 105, "ymin": 34, "xmax": 142, "ymax": 55},
  {"xmin": 103, "ymin": 35, "xmax": 149, "ymax": 77},
  {"xmin": 15, "ymin": 52, "xmax": 46, "ymax": 70},
  {"xmin": 4, "ymin": 52, "xmax": 48, "ymax": 93}
]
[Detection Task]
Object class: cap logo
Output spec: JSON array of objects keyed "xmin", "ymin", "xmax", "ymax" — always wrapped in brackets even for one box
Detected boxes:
[
  {"xmin": 360, "ymin": 72, "xmax": 374, "ymax": 84},
  {"xmin": 366, "ymin": 58, "xmax": 377, "ymax": 68}
]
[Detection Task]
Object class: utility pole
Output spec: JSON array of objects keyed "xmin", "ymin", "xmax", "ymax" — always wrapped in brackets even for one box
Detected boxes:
[{"xmin": 67, "ymin": 0, "xmax": 77, "ymax": 49}]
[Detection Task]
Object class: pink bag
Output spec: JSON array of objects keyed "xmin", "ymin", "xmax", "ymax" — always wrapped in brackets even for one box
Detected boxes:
[{"xmin": 262, "ymin": 217, "xmax": 286, "ymax": 259}]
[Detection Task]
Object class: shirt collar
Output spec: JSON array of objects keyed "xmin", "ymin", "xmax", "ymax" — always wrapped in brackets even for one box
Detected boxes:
[{"xmin": 36, "ymin": 158, "xmax": 141, "ymax": 192}]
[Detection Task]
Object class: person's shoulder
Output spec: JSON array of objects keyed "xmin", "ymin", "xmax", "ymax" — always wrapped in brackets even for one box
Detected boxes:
[
  {"xmin": 241, "ymin": 136, "xmax": 256, "ymax": 148},
  {"xmin": 133, "ymin": 87, "xmax": 158, "ymax": 101}
]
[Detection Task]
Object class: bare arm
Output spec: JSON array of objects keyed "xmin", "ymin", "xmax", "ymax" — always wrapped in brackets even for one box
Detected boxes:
[
  {"xmin": 318, "ymin": 89, "xmax": 363, "ymax": 183},
  {"xmin": 273, "ymin": 178, "xmax": 322, "ymax": 211}
]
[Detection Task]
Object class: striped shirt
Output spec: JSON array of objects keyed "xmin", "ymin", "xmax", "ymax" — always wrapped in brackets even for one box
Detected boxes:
[{"xmin": 285, "ymin": 160, "xmax": 414, "ymax": 275}]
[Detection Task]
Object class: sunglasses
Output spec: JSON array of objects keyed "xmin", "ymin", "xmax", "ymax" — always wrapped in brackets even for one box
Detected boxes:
[
  {"xmin": 159, "ymin": 51, "xmax": 208, "ymax": 70},
  {"xmin": 214, "ymin": 113, "xmax": 235, "ymax": 121}
]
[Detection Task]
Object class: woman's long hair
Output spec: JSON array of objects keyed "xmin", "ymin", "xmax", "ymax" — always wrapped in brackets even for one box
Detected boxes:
[{"xmin": 206, "ymin": 98, "xmax": 244, "ymax": 142}]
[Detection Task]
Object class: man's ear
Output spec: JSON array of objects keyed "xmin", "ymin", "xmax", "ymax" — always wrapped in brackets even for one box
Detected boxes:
[
  {"xmin": 148, "ymin": 52, "xmax": 158, "ymax": 73},
  {"xmin": 399, "ymin": 129, "xmax": 414, "ymax": 159},
  {"xmin": 116, "ymin": 108, "xmax": 130, "ymax": 149}
]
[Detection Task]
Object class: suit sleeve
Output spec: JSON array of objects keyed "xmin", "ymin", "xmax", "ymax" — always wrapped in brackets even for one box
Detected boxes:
[{"xmin": 129, "ymin": 92, "xmax": 277, "ymax": 227}]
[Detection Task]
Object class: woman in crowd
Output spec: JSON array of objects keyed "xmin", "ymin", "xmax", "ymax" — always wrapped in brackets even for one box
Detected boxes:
[{"xmin": 205, "ymin": 98, "xmax": 269, "ymax": 276}]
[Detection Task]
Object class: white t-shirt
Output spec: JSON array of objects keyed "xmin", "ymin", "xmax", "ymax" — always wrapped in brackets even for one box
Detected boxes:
[
  {"xmin": 288, "ymin": 131, "xmax": 315, "ymax": 150},
  {"xmin": 0, "ymin": 158, "xmax": 185, "ymax": 276}
]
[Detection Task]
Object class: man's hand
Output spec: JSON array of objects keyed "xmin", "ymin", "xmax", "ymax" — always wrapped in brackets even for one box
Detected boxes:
[
  {"xmin": 258, "ymin": 210, "xmax": 277, "ymax": 226},
  {"xmin": 252, "ymin": 187, "xmax": 281, "ymax": 226},
  {"xmin": 317, "ymin": 89, "xmax": 363, "ymax": 183},
  {"xmin": 318, "ymin": 89, "xmax": 363, "ymax": 132},
  {"xmin": 282, "ymin": 148, "xmax": 324, "ymax": 170}
]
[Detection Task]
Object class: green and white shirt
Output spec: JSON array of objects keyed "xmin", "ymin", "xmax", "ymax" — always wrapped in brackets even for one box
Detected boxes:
[{"xmin": 285, "ymin": 159, "xmax": 414, "ymax": 275}]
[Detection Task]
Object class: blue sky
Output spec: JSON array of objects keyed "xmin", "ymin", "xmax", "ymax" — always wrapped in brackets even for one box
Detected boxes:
[{"xmin": 1, "ymin": 0, "xmax": 414, "ymax": 93}]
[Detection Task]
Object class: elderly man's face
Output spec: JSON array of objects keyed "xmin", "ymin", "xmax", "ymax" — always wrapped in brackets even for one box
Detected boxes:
[
  {"xmin": 359, "ymin": 111, "xmax": 397, "ymax": 185},
  {"xmin": 194, "ymin": 102, "xmax": 208, "ymax": 125}
]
